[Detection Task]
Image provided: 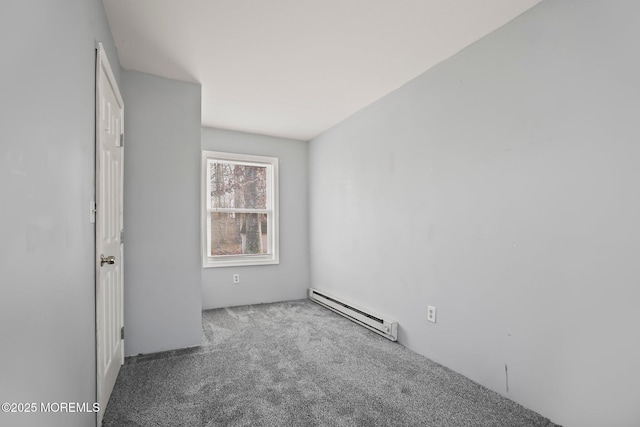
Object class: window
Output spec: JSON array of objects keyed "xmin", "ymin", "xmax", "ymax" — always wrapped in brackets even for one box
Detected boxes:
[{"xmin": 202, "ymin": 151, "xmax": 279, "ymax": 267}]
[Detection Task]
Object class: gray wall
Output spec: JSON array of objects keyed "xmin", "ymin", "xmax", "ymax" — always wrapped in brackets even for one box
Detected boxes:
[
  {"xmin": 0, "ymin": 1, "xmax": 120, "ymax": 426},
  {"xmin": 309, "ymin": 1, "xmax": 640, "ymax": 426},
  {"xmin": 201, "ymin": 127, "xmax": 309, "ymax": 309},
  {"xmin": 122, "ymin": 70, "xmax": 203, "ymax": 355}
]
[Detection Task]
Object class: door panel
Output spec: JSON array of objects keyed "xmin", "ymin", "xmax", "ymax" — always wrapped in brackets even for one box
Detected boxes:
[{"xmin": 96, "ymin": 43, "xmax": 124, "ymax": 426}]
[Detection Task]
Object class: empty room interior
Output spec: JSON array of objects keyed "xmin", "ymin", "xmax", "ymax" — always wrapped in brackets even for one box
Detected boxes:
[{"xmin": 1, "ymin": 0, "xmax": 639, "ymax": 426}]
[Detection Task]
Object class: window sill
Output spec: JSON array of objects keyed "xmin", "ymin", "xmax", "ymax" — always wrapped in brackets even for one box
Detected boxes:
[{"xmin": 202, "ymin": 255, "xmax": 279, "ymax": 268}]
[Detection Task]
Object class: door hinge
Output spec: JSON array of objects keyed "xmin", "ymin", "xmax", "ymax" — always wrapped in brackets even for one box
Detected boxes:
[
  {"xmin": 120, "ymin": 326, "xmax": 124, "ymax": 340},
  {"xmin": 120, "ymin": 229, "xmax": 124, "ymax": 244},
  {"xmin": 119, "ymin": 133, "xmax": 124, "ymax": 147}
]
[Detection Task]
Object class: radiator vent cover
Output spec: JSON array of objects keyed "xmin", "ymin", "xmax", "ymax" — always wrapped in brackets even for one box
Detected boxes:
[{"xmin": 308, "ymin": 288, "xmax": 398, "ymax": 341}]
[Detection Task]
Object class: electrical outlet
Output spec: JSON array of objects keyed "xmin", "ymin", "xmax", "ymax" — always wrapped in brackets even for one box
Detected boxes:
[
  {"xmin": 427, "ymin": 305, "xmax": 437, "ymax": 323},
  {"xmin": 233, "ymin": 274, "xmax": 240, "ymax": 284}
]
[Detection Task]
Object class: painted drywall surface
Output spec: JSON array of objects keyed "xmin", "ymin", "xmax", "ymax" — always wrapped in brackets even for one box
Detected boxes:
[
  {"xmin": 309, "ymin": 1, "xmax": 640, "ymax": 426},
  {"xmin": 0, "ymin": 1, "xmax": 120, "ymax": 426},
  {"xmin": 201, "ymin": 128, "xmax": 309, "ymax": 309},
  {"xmin": 122, "ymin": 70, "xmax": 203, "ymax": 355}
]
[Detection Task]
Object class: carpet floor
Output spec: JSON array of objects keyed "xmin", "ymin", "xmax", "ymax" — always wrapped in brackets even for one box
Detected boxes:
[{"xmin": 103, "ymin": 299, "xmax": 559, "ymax": 426}]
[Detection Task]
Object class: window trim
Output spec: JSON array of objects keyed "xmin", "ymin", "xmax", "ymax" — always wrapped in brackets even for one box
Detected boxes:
[{"xmin": 201, "ymin": 150, "xmax": 279, "ymax": 268}]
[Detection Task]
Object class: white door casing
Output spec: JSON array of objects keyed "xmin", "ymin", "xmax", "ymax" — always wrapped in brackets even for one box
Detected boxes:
[{"xmin": 95, "ymin": 42, "xmax": 124, "ymax": 426}]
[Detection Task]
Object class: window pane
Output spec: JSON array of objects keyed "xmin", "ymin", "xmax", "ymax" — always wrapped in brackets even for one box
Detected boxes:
[
  {"xmin": 210, "ymin": 212, "xmax": 269, "ymax": 256},
  {"xmin": 209, "ymin": 161, "xmax": 267, "ymax": 209}
]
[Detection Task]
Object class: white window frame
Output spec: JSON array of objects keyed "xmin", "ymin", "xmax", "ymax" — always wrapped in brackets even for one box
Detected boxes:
[{"xmin": 202, "ymin": 150, "xmax": 279, "ymax": 268}]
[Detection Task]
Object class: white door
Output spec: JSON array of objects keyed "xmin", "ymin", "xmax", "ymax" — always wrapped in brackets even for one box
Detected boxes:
[{"xmin": 95, "ymin": 43, "xmax": 124, "ymax": 426}]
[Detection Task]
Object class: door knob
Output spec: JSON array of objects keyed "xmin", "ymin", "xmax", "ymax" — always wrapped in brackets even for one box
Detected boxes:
[{"xmin": 100, "ymin": 254, "xmax": 116, "ymax": 266}]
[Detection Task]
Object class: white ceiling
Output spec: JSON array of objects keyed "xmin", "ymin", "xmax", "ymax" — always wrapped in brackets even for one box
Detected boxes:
[{"xmin": 103, "ymin": 0, "xmax": 542, "ymax": 141}]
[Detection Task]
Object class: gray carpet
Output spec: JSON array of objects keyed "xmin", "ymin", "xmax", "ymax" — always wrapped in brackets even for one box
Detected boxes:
[{"xmin": 103, "ymin": 299, "xmax": 559, "ymax": 426}]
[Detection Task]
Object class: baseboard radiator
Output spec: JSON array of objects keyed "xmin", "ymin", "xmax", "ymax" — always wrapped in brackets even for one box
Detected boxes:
[{"xmin": 308, "ymin": 288, "xmax": 398, "ymax": 341}]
